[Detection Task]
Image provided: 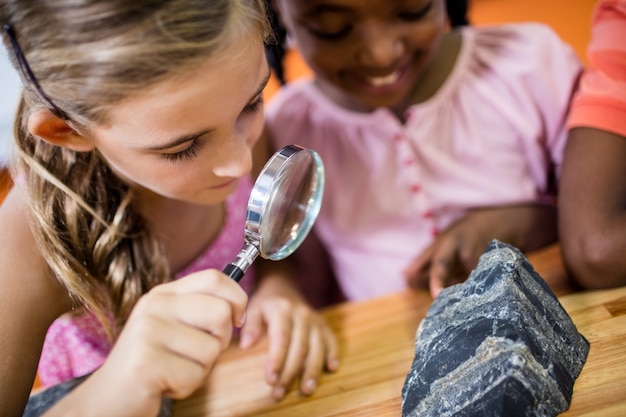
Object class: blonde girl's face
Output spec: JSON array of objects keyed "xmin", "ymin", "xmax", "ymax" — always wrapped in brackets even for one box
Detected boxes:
[
  {"xmin": 275, "ymin": 0, "xmax": 446, "ymax": 113},
  {"xmin": 90, "ymin": 32, "xmax": 270, "ymax": 206}
]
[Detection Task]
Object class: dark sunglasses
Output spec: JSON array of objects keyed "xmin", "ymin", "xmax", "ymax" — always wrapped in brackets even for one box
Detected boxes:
[{"xmin": 3, "ymin": 23, "xmax": 69, "ymax": 120}]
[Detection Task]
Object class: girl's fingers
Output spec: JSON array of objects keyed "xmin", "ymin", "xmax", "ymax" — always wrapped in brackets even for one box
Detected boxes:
[
  {"xmin": 248, "ymin": 291, "xmax": 339, "ymax": 401},
  {"xmin": 324, "ymin": 326, "xmax": 340, "ymax": 373},
  {"xmin": 137, "ymin": 292, "xmax": 235, "ymax": 350},
  {"xmin": 405, "ymin": 243, "xmax": 436, "ymax": 291},
  {"xmin": 239, "ymin": 302, "xmax": 265, "ymax": 349},
  {"xmin": 261, "ymin": 299, "xmax": 292, "ymax": 389},
  {"xmin": 151, "ymin": 269, "xmax": 248, "ymax": 328},
  {"xmin": 272, "ymin": 310, "xmax": 308, "ymax": 400},
  {"xmin": 96, "ymin": 313, "xmax": 223, "ymax": 411},
  {"xmin": 100, "ymin": 270, "xmax": 248, "ymax": 405},
  {"xmin": 146, "ymin": 335, "xmax": 222, "ymax": 399},
  {"xmin": 298, "ymin": 326, "xmax": 325, "ymax": 396}
]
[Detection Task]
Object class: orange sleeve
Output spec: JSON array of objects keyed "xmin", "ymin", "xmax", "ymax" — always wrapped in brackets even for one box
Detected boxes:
[{"xmin": 567, "ymin": 0, "xmax": 626, "ymax": 137}]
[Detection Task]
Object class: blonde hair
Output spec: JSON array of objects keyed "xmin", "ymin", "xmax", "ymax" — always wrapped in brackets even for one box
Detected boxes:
[{"xmin": 1, "ymin": 0, "xmax": 270, "ymax": 338}]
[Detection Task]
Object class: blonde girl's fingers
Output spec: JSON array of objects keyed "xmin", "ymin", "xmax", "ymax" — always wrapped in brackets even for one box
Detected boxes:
[
  {"xmin": 131, "ymin": 289, "xmax": 237, "ymax": 349},
  {"xmin": 103, "ymin": 310, "xmax": 222, "ymax": 402},
  {"xmin": 117, "ymin": 293, "xmax": 234, "ymax": 359},
  {"xmin": 273, "ymin": 309, "xmax": 310, "ymax": 400},
  {"xmin": 161, "ymin": 293, "xmax": 236, "ymax": 351},
  {"xmin": 150, "ymin": 269, "xmax": 248, "ymax": 327},
  {"xmin": 148, "ymin": 336, "xmax": 222, "ymax": 400},
  {"xmin": 239, "ymin": 301, "xmax": 265, "ymax": 349},
  {"xmin": 298, "ymin": 326, "xmax": 325, "ymax": 396},
  {"xmin": 324, "ymin": 325, "xmax": 340, "ymax": 373},
  {"xmin": 300, "ymin": 317, "xmax": 340, "ymax": 395},
  {"xmin": 262, "ymin": 299, "xmax": 292, "ymax": 387}
]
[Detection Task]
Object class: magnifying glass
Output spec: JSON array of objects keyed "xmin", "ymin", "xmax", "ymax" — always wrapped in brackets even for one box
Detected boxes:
[{"xmin": 224, "ymin": 144, "xmax": 325, "ymax": 282}]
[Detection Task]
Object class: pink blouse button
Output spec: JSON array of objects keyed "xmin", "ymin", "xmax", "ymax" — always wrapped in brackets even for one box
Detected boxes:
[
  {"xmin": 422, "ymin": 211, "xmax": 434, "ymax": 219},
  {"xmin": 410, "ymin": 184, "xmax": 421, "ymax": 193},
  {"xmin": 394, "ymin": 132, "xmax": 404, "ymax": 142}
]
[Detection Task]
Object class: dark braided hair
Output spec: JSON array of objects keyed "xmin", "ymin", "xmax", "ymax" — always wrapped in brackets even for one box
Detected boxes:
[{"xmin": 265, "ymin": 0, "xmax": 470, "ymax": 85}]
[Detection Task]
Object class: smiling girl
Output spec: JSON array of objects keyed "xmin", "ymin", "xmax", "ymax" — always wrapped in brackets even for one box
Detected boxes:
[{"xmin": 264, "ymin": 0, "xmax": 582, "ymax": 300}]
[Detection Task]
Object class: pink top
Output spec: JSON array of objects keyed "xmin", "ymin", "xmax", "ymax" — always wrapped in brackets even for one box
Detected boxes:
[
  {"xmin": 38, "ymin": 176, "xmax": 255, "ymax": 387},
  {"xmin": 567, "ymin": 0, "xmax": 626, "ymax": 137},
  {"xmin": 266, "ymin": 23, "xmax": 582, "ymax": 301}
]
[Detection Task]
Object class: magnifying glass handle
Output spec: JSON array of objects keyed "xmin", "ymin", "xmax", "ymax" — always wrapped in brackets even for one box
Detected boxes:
[
  {"xmin": 223, "ymin": 243, "xmax": 260, "ymax": 282},
  {"xmin": 223, "ymin": 263, "xmax": 245, "ymax": 282}
]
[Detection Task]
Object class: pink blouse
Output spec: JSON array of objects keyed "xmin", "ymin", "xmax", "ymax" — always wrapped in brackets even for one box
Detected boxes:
[
  {"xmin": 266, "ymin": 23, "xmax": 582, "ymax": 301},
  {"xmin": 38, "ymin": 177, "xmax": 255, "ymax": 387}
]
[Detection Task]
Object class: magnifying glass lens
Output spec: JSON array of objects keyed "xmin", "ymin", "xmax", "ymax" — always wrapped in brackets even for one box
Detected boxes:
[
  {"xmin": 224, "ymin": 145, "xmax": 324, "ymax": 282},
  {"xmin": 261, "ymin": 151, "xmax": 322, "ymax": 259}
]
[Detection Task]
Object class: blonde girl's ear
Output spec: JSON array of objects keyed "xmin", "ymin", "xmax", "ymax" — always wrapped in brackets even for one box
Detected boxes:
[{"xmin": 27, "ymin": 109, "xmax": 95, "ymax": 152}]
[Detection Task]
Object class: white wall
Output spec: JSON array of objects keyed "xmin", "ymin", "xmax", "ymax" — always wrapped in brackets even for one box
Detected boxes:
[{"xmin": 0, "ymin": 47, "xmax": 21, "ymax": 167}]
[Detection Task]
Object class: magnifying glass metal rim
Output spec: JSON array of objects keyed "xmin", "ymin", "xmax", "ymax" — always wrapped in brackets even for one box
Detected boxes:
[{"xmin": 224, "ymin": 144, "xmax": 325, "ymax": 281}]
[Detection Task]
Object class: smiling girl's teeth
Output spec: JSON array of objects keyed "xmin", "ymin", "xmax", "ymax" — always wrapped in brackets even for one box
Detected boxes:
[{"xmin": 366, "ymin": 71, "xmax": 400, "ymax": 87}]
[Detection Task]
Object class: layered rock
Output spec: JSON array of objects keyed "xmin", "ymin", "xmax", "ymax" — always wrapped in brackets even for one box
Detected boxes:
[{"xmin": 401, "ymin": 240, "xmax": 589, "ymax": 417}]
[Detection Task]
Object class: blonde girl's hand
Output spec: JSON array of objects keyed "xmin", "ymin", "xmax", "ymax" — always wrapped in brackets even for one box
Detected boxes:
[
  {"xmin": 238, "ymin": 275, "xmax": 339, "ymax": 401},
  {"xmin": 50, "ymin": 270, "xmax": 248, "ymax": 417}
]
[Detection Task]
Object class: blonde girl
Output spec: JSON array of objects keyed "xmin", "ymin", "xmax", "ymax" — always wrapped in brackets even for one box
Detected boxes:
[{"xmin": 0, "ymin": 1, "xmax": 338, "ymax": 416}]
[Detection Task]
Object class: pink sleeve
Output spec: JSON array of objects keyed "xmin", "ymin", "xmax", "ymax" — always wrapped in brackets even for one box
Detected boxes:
[{"xmin": 567, "ymin": 0, "xmax": 626, "ymax": 137}]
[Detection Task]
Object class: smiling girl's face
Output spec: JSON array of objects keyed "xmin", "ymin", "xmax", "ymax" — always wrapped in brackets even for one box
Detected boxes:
[
  {"xmin": 274, "ymin": 0, "xmax": 446, "ymax": 113},
  {"xmin": 89, "ymin": 31, "xmax": 270, "ymax": 206}
]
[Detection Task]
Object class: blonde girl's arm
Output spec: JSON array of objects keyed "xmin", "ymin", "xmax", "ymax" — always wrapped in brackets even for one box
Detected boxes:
[
  {"xmin": 0, "ymin": 188, "xmax": 73, "ymax": 417},
  {"xmin": 42, "ymin": 269, "xmax": 248, "ymax": 417}
]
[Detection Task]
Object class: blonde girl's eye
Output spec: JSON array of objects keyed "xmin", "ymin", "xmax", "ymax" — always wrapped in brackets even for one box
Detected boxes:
[
  {"xmin": 242, "ymin": 95, "xmax": 264, "ymax": 114},
  {"xmin": 162, "ymin": 138, "xmax": 203, "ymax": 163}
]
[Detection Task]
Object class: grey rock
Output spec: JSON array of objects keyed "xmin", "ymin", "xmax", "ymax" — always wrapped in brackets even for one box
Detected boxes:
[{"xmin": 401, "ymin": 240, "xmax": 589, "ymax": 417}]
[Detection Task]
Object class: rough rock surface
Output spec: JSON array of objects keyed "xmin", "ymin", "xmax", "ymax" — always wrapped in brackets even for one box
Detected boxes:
[{"xmin": 401, "ymin": 240, "xmax": 589, "ymax": 417}]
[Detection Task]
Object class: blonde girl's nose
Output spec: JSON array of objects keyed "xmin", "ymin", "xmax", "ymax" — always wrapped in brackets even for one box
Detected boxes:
[{"xmin": 212, "ymin": 138, "xmax": 253, "ymax": 178}]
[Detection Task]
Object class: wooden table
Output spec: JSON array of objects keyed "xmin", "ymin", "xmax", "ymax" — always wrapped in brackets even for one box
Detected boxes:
[{"xmin": 174, "ymin": 246, "xmax": 626, "ymax": 417}]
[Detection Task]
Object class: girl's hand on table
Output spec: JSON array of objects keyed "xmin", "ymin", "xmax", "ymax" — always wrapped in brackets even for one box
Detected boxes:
[
  {"xmin": 49, "ymin": 270, "xmax": 247, "ymax": 417},
  {"xmin": 239, "ymin": 274, "xmax": 339, "ymax": 401},
  {"xmin": 404, "ymin": 205, "xmax": 558, "ymax": 298},
  {"xmin": 404, "ymin": 219, "xmax": 484, "ymax": 298}
]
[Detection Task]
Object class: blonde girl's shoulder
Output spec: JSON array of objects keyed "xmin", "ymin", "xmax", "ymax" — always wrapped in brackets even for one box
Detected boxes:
[
  {"xmin": 0, "ymin": 187, "xmax": 73, "ymax": 416},
  {"xmin": 0, "ymin": 187, "xmax": 72, "ymax": 317}
]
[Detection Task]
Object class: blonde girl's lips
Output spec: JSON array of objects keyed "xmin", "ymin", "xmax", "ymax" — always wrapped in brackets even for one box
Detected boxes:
[{"xmin": 209, "ymin": 178, "xmax": 239, "ymax": 190}]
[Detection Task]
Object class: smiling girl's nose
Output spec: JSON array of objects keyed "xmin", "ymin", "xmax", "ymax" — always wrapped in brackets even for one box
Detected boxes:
[{"xmin": 356, "ymin": 22, "xmax": 404, "ymax": 67}]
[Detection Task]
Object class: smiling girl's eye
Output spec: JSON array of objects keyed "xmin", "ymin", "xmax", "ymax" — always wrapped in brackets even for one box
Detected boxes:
[
  {"xmin": 399, "ymin": 1, "xmax": 433, "ymax": 21},
  {"xmin": 243, "ymin": 95, "xmax": 264, "ymax": 114},
  {"xmin": 308, "ymin": 25, "xmax": 352, "ymax": 41},
  {"xmin": 162, "ymin": 139, "xmax": 203, "ymax": 163}
]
